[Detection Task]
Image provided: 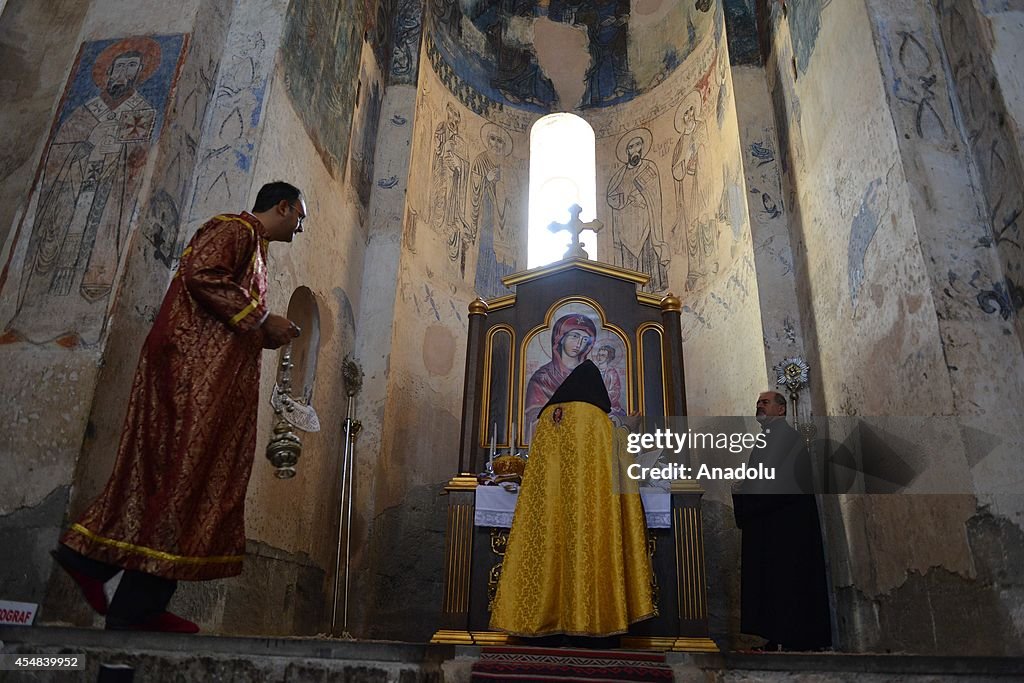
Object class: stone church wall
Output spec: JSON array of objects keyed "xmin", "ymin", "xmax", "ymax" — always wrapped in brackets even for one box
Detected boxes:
[
  {"xmin": 0, "ymin": 0, "xmax": 93, "ymax": 606},
  {"xmin": 764, "ymin": 0, "xmax": 1024, "ymax": 654},
  {"xmin": 732, "ymin": 66, "xmax": 808, "ymax": 389}
]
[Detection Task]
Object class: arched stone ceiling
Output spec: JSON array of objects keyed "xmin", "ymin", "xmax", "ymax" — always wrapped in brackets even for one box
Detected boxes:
[{"xmin": 427, "ymin": 0, "xmax": 719, "ymax": 112}]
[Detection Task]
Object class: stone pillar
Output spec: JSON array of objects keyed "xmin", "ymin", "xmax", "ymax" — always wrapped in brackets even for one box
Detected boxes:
[{"xmin": 761, "ymin": 0, "xmax": 1024, "ymax": 654}]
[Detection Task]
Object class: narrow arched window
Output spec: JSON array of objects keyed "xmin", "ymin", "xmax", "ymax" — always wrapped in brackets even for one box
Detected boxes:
[{"xmin": 528, "ymin": 113, "xmax": 597, "ymax": 268}]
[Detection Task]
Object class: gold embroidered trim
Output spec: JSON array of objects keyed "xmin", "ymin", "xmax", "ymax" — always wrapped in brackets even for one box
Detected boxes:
[
  {"xmin": 230, "ymin": 298, "xmax": 260, "ymax": 326},
  {"xmin": 227, "ymin": 216, "xmax": 262, "ymax": 326},
  {"xmin": 214, "ymin": 215, "xmax": 255, "ymax": 233},
  {"xmin": 172, "ymin": 246, "xmax": 194, "ymax": 280},
  {"xmin": 69, "ymin": 524, "xmax": 243, "ymax": 565}
]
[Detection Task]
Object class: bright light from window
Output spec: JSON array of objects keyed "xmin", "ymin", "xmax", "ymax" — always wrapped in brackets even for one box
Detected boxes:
[{"xmin": 528, "ymin": 113, "xmax": 597, "ymax": 268}]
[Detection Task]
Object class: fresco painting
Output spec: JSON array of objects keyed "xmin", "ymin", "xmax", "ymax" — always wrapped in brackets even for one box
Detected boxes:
[
  {"xmin": 606, "ymin": 127, "xmax": 668, "ymax": 292},
  {"xmin": 847, "ymin": 177, "xmax": 885, "ymax": 311},
  {"xmin": 351, "ymin": 62, "xmax": 384, "ymax": 209},
  {"xmin": 723, "ymin": 0, "xmax": 760, "ymax": 65},
  {"xmin": 370, "ymin": 0, "xmax": 397, "ymax": 73},
  {"xmin": 787, "ymin": 0, "xmax": 832, "ymax": 76},
  {"xmin": 671, "ymin": 90, "xmax": 715, "ymax": 291},
  {"xmin": 472, "ymin": 123, "xmax": 518, "ymax": 298},
  {"xmin": 429, "ymin": 103, "xmax": 472, "ymax": 276},
  {"xmin": 428, "ymin": 0, "xmax": 714, "ymax": 112},
  {"xmin": 2, "ymin": 34, "xmax": 187, "ymax": 345},
  {"xmin": 391, "ymin": 0, "xmax": 424, "ymax": 84},
  {"xmin": 139, "ymin": 18, "xmax": 228, "ymax": 270},
  {"xmin": 282, "ymin": 0, "xmax": 365, "ymax": 179},
  {"xmin": 187, "ymin": 21, "xmax": 282, "ymax": 246}
]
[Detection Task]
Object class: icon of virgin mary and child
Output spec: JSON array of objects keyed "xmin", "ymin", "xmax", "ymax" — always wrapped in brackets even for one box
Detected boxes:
[{"xmin": 524, "ymin": 313, "xmax": 625, "ymax": 443}]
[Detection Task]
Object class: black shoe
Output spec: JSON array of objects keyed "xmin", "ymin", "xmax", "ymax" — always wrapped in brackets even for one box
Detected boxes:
[
  {"xmin": 565, "ymin": 635, "xmax": 619, "ymax": 650},
  {"xmin": 50, "ymin": 548, "xmax": 109, "ymax": 615},
  {"xmin": 523, "ymin": 634, "xmax": 565, "ymax": 648}
]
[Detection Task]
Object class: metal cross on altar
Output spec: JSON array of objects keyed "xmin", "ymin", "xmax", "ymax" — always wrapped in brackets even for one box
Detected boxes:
[{"xmin": 548, "ymin": 204, "xmax": 603, "ymax": 260}]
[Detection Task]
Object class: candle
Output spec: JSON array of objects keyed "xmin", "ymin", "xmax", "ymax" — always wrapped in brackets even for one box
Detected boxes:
[{"xmin": 489, "ymin": 424, "xmax": 496, "ymax": 469}]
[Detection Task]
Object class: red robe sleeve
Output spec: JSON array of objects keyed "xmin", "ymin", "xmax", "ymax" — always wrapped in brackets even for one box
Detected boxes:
[{"xmin": 180, "ymin": 216, "xmax": 268, "ymax": 333}]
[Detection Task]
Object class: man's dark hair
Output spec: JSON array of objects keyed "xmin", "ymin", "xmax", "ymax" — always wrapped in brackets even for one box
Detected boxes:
[
  {"xmin": 253, "ymin": 182, "xmax": 301, "ymax": 212},
  {"xmin": 599, "ymin": 344, "xmax": 616, "ymax": 361},
  {"xmin": 771, "ymin": 391, "xmax": 787, "ymax": 413}
]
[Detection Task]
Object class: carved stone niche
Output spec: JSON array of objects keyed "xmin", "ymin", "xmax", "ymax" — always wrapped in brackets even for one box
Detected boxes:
[
  {"xmin": 266, "ymin": 287, "xmax": 323, "ymax": 478},
  {"xmin": 282, "ymin": 286, "xmax": 322, "ymax": 404}
]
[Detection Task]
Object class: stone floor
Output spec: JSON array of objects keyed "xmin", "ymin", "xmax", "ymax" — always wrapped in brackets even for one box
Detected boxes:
[{"xmin": 2, "ymin": 626, "xmax": 1023, "ymax": 682}]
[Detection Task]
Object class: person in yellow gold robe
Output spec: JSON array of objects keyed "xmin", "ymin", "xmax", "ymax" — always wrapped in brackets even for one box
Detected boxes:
[
  {"xmin": 490, "ymin": 359, "xmax": 654, "ymax": 638},
  {"xmin": 51, "ymin": 182, "xmax": 307, "ymax": 633}
]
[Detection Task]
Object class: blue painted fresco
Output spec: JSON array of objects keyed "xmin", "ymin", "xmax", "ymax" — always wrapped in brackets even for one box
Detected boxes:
[
  {"xmin": 425, "ymin": 34, "xmax": 504, "ymax": 118},
  {"xmin": 282, "ymin": 0, "xmax": 365, "ymax": 179},
  {"xmin": 723, "ymin": 0, "xmax": 760, "ymax": 65},
  {"xmin": 429, "ymin": 1, "xmax": 711, "ymax": 112},
  {"xmin": 59, "ymin": 34, "xmax": 185, "ymax": 134},
  {"xmin": 550, "ymin": 0, "xmax": 636, "ymax": 107},
  {"xmin": 977, "ymin": 282, "xmax": 1013, "ymax": 319},
  {"xmin": 430, "ymin": 1, "xmax": 553, "ymax": 112},
  {"xmin": 848, "ymin": 178, "xmax": 883, "ymax": 309},
  {"xmin": 370, "ymin": 0, "xmax": 395, "ymax": 74},
  {"xmin": 390, "ymin": 0, "xmax": 423, "ymax": 84},
  {"xmin": 4, "ymin": 34, "xmax": 187, "ymax": 344},
  {"xmin": 788, "ymin": 0, "xmax": 830, "ymax": 75}
]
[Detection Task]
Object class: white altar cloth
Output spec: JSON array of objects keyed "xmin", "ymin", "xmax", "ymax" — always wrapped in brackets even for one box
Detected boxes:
[{"xmin": 474, "ymin": 485, "xmax": 671, "ymax": 529}]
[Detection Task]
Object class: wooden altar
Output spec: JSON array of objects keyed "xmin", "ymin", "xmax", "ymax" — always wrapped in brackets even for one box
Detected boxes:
[{"xmin": 431, "ymin": 258, "xmax": 717, "ymax": 652}]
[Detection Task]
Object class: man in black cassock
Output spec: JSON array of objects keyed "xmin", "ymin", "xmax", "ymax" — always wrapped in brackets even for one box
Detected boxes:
[{"xmin": 732, "ymin": 391, "xmax": 831, "ymax": 651}]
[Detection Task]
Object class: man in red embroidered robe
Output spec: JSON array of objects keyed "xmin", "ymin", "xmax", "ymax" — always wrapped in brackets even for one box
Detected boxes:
[{"xmin": 52, "ymin": 182, "xmax": 306, "ymax": 632}]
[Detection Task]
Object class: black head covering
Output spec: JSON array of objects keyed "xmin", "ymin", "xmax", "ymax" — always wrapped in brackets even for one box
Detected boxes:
[{"xmin": 542, "ymin": 359, "xmax": 612, "ymax": 414}]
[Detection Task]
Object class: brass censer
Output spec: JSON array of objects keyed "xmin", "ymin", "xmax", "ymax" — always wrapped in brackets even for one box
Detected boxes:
[{"xmin": 266, "ymin": 344, "xmax": 321, "ymax": 478}]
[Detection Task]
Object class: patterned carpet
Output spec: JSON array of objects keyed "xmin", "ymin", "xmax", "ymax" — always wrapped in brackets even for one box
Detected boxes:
[{"xmin": 470, "ymin": 646, "xmax": 673, "ymax": 682}]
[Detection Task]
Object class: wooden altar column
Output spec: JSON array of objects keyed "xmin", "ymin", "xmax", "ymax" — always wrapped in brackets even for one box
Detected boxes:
[
  {"xmin": 459, "ymin": 297, "xmax": 488, "ymax": 475},
  {"xmin": 432, "ymin": 475, "xmax": 479, "ymax": 644},
  {"xmin": 659, "ymin": 293, "xmax": 687, "ymax": 418},
  {"xmin": 433, "ymin": 298, "xmax": 488, "ymax": 645},
  {"xmin": 643, "ymin": 294, "xmax": 716, "ymax": 651},
  {"xmin": 665, "ymin": 481, "xmax": 717, "ymax": 651}
]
